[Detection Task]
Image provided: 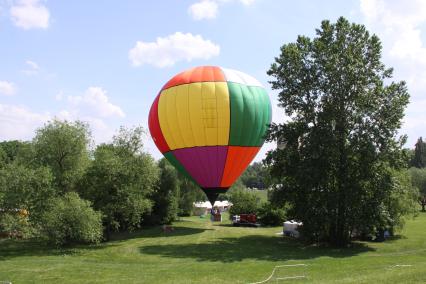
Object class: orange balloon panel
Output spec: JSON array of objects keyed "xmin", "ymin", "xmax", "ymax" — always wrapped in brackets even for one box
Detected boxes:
[{"xmin": 220, "ymin": 146, "xmax": 261, "ymax": 187}]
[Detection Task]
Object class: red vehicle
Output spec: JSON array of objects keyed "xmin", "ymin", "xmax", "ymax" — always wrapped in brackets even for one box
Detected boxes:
[{"xmin": 232, "ymin": 214, "xmax": 260, "ymax": 227}]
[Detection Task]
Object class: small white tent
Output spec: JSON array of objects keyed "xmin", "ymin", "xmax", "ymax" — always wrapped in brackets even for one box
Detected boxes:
[{"xmin": 193, "ymin": 200, "xmax": 232, "ymax": 215}]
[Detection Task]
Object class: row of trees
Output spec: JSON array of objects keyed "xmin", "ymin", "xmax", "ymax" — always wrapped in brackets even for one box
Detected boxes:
[{"xmin": 0, "ymin": 120, "xmax": 204, "ymax": 245}]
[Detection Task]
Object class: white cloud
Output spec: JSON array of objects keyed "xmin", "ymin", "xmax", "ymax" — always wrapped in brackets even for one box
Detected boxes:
[
  {"xmin": 188, "ymin": 0, "xmax": 255, "ymax": 20},
  {"xmin": 0, "ymin": 81, "xmax": 17, "ymax": 96},
  {"xmin": 26, "ymin": 60, "xmax": 39, "ymax": 70},
  {"xmin": 0, "ymin": 104, "xmax": 49, "ymax": 141},
  {"xmin": 360, "ymin": 0, "xmax": 426, "ymax": 64},
  {"xmin": 359, "ymin": 0, "xmax": 426, "ymax": 146},
  {"xmin": 0, "ymin": 103, "xmax": 116, "ymax": 144},
  {"xmin": 10, "ymin": 0, "xmax": 50, "ymax": 30},
  {"xmin": 67, "ymin": 87, "xmax": 125, "ymax": 118},
  {"xmin": 239, "ymin": 0, "xmax": 255, "ymax": 5},
  {"xmin": 22, "ymin": 60, "xmax": 40, "ymax": 75},
  {"xmin": 0, "ymin": 86, "xmax": 124, "ymax": 144},
  {"xmin": 188, "ymin": 0, "xmax": 218, "ymax": 20},
  {"xmin": 56, "ymin": 110, "xmax": 114, "ymax": 144},
  {"xmin": 129, "ymin": 32, "xmax": 220, "ymax": 68}
]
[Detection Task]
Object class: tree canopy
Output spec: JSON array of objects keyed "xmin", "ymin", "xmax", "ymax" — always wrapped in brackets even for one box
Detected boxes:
[
  {"xmin": 33, "ymin": 120, "xmax": 91, "ymax": 193},
  {"xmin": 80, "ymin": 127, "xmax": 158, "ymax": 235},
  {"xmin": 265, "ymin": 17, "xmax": 412, "ymax": 246}
]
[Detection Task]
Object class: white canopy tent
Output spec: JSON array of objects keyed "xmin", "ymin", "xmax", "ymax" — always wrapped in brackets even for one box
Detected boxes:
[{"xmin": 193, "ymin": 200, "xmax": 232, "ymax": 215}]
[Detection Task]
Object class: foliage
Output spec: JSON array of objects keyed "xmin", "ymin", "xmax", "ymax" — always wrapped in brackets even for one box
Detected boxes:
[
  {"xmin": 40, "ymin": 192, "xmax": 103, "ymax": 246},
  {"xmin": 411, "ymin": 137, "xmax": 426, "ymax": 168},
  {"xmin": 256, "ymin": 202, "xmax": 286, "ymax": 226},
  {"xmin": 228, "ymin": 187, "xmax": 259, "ymax": 215},
  {"xmin": 0, "ymin": 147, "xmax": 5, "ymax": 168},
  {"xmin": 0, "ymin": 140, "xmax": 35, "ymax": 166},
  {"xmin": 81, "ymin": 142, "xmax": 157, "ymax": 234},
  {"xmin": 384, "ymin": 170, "xmax": 419, "ymax": 229},
  {"xmin": 112, "ymin": 126, "xmax": 146, "ymax": 155},
  {"xmin": 33, "ymin": 120, "xmax": 91, "ymax": 193},
  {"xmin": 0, "ymin": 213, "xmax": 33, "ymax": 239},
  {"xmin": 409, "ymin": 167, "xmax": 426, "ymax": 211},
  {"xmin": 0, "ymin": 163, "xmax": 54, "ymax": 223},
  {"xmin": 266, "ymin": 17, "xmax": 410, "ymax": 246},
  {"xmin": 353, "ymin": 168, "xmax": 419, "ymax": 237},
  {"xmin": 217, "ymin": 179, "xmax": 246, "ymax": 201},
  {"xmin": 240, "ymin": 162, "xmax": 270, "ymax": 189},
  {"xmin": 177, "ymin": 173, "xmax": 205, "ymax": 216},
  {"xmin": 146, "ymin": 158, "xmax": 180, "ymax": 224}
]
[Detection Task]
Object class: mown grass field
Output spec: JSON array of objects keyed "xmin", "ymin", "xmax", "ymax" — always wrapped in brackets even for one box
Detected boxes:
[{"xmin": 1, "ymin": 212, "xmax": 425, "ymax": 283}]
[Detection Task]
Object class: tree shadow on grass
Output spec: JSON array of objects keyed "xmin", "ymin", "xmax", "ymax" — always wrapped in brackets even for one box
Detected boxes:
[
  {"xmin": 0, "ymin": 226, "xmax": 212, "ymax": 261},
  {"xmin": 109, "ymin": 226, "xmax": 212, "ymax": 241},
  {"xmin": 0, "ymin": 238, "xmax": 109, "ymax": 261},
  {"xmin": 139, "ymin": 235, "xmax": 375, "ymax": 263}
]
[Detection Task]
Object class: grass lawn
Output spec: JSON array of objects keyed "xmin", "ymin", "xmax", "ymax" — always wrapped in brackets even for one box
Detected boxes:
[{"xmin": 1, "ymin": 212, "xmax": 425, "ymax": 283}]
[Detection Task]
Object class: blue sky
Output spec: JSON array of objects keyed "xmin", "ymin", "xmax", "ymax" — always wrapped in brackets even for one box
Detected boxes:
[{"xmin": 1, "ymin": 0, "xmax": 425, "ymax": 161}]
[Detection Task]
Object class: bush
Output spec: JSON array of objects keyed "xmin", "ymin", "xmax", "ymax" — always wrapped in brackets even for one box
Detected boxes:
[
  {"xmin": 41, "ymin": 192, "xmax": 103, "ymax": 246},
  {"xmin": 229, "ymin": 188, "xmax": 259, "ymax": 216},
  {"xmin": 0, "ymin": 212, "xmax": 33, "ymax": 239},
  {"xmin": 81, "ymin": 142, "xmax": 157, "ymax": 234},
  {"xmin": 257, "ymin": 203, "xmax": 286, "ymax": 226},
  {"xmin": 147, "ymin": 158, "xmax": 179, "ymax": 225}
]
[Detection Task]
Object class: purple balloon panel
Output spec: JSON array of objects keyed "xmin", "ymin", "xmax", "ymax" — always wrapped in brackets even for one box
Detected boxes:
[{"xmin": 172, "ymin": 146, "xmax": 228, "ymax": 188}]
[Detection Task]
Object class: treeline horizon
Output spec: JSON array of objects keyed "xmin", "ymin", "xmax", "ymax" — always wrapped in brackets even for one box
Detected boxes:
[{"xmin": 0, "ymin": 118, "xmax": 273, "ymax": 246}]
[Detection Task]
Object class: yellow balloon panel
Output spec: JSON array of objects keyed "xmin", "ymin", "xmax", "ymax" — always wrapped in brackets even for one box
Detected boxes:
[{"xmin": 158, "ymin": 82, "xmax": 230, "ymax": 150}]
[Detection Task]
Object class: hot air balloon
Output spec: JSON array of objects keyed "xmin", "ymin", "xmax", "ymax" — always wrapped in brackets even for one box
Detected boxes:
[{"xmin": 148, "ymin": 66, "xmax": 271, "ymax": 205}]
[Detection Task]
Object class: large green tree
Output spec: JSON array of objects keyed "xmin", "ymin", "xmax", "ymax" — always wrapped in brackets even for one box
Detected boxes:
[
  {"xmin": 265, "ymin": 17, "xmax": 412, "ymax": 246},
  {"xmin": 81, "ymin": 126, "xmax": 158, "ymax": 236},
  {"xmin": 33, "ymin": 120, "xmax": 91, "ymax": 192}
]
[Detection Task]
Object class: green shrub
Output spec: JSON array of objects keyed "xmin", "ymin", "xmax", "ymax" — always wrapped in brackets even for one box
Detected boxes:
[
  {"xmin": 0, "ymin": 212, "xmax": 33, "ymax": 239},
  {"xmin": 257, "ymin": 203, "xmax": 286, "ymax": 226},
  {"xmin": 41, "ymin": 192, "xmax": 103, "ymax": 246},
  {"xmin": 229, "ymin": 188, "xmax": 259, "ymax": 216}
]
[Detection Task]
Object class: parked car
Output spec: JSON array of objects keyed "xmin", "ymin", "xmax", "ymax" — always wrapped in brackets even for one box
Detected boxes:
[{"xmin": 232, "ymin": 214, "xmax": 260, "ymax": 227}]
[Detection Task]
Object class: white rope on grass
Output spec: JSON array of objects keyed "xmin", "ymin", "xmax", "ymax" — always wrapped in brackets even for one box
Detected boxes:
[
  {"xmin": 386, "ymin": 264, "xmax": 413, "ymax": 270},
  {"xmin": 247, "ymin": 264, "xmax": 308, "ymax": 284}
]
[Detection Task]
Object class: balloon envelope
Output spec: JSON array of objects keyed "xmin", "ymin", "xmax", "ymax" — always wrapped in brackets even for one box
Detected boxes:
[{"xmin": 148, "ymin": 66, "xmax": 271, "ymax": 204}]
